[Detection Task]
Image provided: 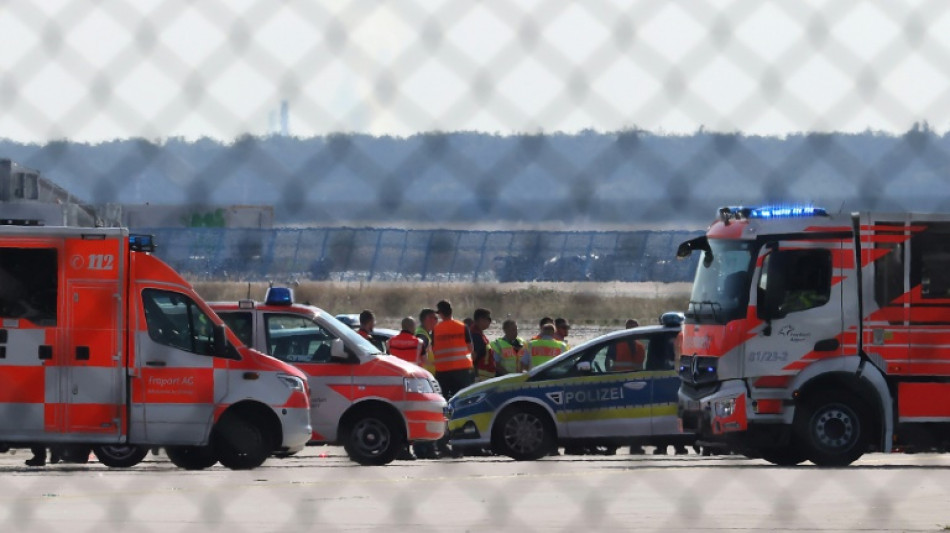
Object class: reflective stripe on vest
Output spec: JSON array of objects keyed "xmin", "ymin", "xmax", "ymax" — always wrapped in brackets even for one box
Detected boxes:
[
  {"xmin": 527, "ymin": 338, "xmax": 566, "ymax": 368},
  {"xmin": 490, "ymin": 337, "xmax": 524, "ymax": 374},
  {"xmin": 389, "ymin": 332, "xmax": 422, "ymax": 364},
  {"xmin": 432, "ymin": 319, "xmax": 472, "ymax": 372}
]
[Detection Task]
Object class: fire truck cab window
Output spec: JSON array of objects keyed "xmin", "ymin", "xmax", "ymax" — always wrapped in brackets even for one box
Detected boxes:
[
  {"xmin": 0, "ymin": 247, "xmax": 57, "ymax": 326},
  {"xmin": 142, "ymin": 289, "xmax": 217, "ymax": 355},
  {"xmin": 265, "ymin": 313, "xmax": 338, "ymax": 363},
  {"xmin": 768, "ymin": 249, "xmax": 832, "ymax": 315},
  {"xmin": 912, "ymin": 223, "xmax": 950, "ymax": 301}
]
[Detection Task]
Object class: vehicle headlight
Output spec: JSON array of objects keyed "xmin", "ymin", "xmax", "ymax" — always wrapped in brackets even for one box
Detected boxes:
[
  {"xmin": 277, "ymin": 374, "xmax": 306, "ymax": 392},
  {"xmin": 454, "ymin": 393, "xmax": 486, "ymax": 409},
  {"xmin": 715, "ymin": 398, "xmax": 737, "ymax": 418},
  {"xmin": 405, "ymin": 377, "xmax": 435, "ymax": 394}
]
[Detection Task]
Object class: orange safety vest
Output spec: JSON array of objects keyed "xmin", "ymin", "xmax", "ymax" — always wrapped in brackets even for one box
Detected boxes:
[
  {"xmin": 613, "ymin": 338, "xmax": 645, "ymax": 372},
  {"xmin": 432, "ymin": 319, "xmax": 473, "ymax": 372},
  {"xmin": 388, "ymin": 331, "xmax": 422, "ymax": 364}
]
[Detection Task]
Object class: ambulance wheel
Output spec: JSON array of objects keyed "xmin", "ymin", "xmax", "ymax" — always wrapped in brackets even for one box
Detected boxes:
[
  {"xmin": 757, "ymin": 446, "xmax": 807, "ymax": 466},
  {"xmin": 93, "ymin": 444, "xmax": 149, "ymax": 468},
  {"xmin": 343, "ymin": 412, "xmax": 402, "ymax": 466},
  {"xmin": 795, "ymin": 391, "xmax": 869, "ymax": 467},
  {"xmin": 214, "ymin": 413, "xmax": 272, "ymax": 470},
  {"xmin": 165, "ymin": 446, "xmax": 218, "ymax": 470},
  {"xmin": 493, "ymin": 404, "xmax": 555, "ymax": 461}
]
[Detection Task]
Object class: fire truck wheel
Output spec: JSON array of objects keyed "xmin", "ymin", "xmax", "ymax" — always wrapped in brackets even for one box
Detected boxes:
[
  {"xmin": 343, "ymin": 412, "xmax": 403, "ymax": 466},
  {"xmin": 93, "ymin": 445, "xmax": 149, "ymax": 468},
  {"xmin": 757, "ymin": 446, "xmax": 807, "ymax": 466},
  {"xmin": 165, "ymin": 445, "xmax": 218, "ymax": 470},
  {"xmin": 795, "ymin": 391, "xmax": 869, "ymax": 467},
  {"xmin": 492, "ymin": 404, "xmax": 555, "ymax": 461},
  {"xmin": 214, "ymin": 413, "xmax": 272, "ymax": 470}
]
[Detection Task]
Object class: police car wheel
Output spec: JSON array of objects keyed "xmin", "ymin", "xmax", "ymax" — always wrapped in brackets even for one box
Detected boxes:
[
  {"xmin": 166, "ymin": 445, "xmax": 218, "ymax": 470},
  {"xmin": 93, "ymin": 445, "xmax": 149, "ymax": 468},
  {"xmin": 493, "ymin": 405, "xmax": 554, "ymax": 461},
  {"xmin": 344, "ymin": 414, "xmax": 402, "ymax": 466},
  {"xmin": 795, "ymin": 391, "xmax": 869, "ymax": 467}
]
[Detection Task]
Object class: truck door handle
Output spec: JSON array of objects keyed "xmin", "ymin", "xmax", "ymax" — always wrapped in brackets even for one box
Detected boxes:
[{"xmin": 145, "ymin": 360, "xmax": 166, "ymax": 367}]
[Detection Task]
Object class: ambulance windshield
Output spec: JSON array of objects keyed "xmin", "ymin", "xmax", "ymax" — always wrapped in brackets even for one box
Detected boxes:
[{"xmin": 687, "ymin": 239, "xmax": 756, "ymax": 325}]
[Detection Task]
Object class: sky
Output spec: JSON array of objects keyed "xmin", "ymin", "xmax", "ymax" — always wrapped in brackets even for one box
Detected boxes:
[{"xmin": 2, "ymin": 0, "xmax": 950, "ymax": 142}]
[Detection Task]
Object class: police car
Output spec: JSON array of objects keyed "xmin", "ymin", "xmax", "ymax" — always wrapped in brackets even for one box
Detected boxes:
[{"xmin": 446, "ymin": 312, "xmax": 694, "ymax": 460}]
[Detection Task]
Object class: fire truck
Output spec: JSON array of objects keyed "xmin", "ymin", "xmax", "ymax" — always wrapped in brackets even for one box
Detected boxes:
[
  {"xmin": 677, "ymin": 206, "xmax": 950, "ymax": 466},
  {"xmin": 0, "ymin": 223, "xmax": 311, "ymax": 469},
  {"xmin": 210, "ymin": 290, "xmax": 446, "ymax": 466}
]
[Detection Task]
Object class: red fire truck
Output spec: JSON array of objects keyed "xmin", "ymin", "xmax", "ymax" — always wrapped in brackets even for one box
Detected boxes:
[
  {"xmin": 0, "ymin": 223, "xmax": 311, "ymax": 469},
  {"xmin": 677, "ymin": 206, "xmax": 950, "ymax": 466}
]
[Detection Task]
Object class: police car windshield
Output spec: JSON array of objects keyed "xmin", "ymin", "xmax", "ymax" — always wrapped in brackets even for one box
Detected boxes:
[
  {"xmin": 687, "ymin": 239, "xmax": 756, "ymax": 325},
  {"xmin": 314, "ymin": 313, "xmax": 383, "ymax": 355}
]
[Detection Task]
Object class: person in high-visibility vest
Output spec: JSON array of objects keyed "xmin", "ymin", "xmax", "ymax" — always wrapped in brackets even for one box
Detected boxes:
[
  {"xmin": 611, "ymin": 319, "xmax": 645, "ymax": 373},
  {"xmin": 389, "ymin": 317, "xmax": 423, "ymax": 365},
  {"xmin": 470, "ymin": 308, "xmax": 496, "ymax": 381},
  {"xmin": 413, "ymin": 308, "xmax": 440, "ymax": 459},
  {"xmin": 490, "ymin": 319, "xmax": 525, "ymax": 376},
  {"xmin": 415, "ymin": 308, "xmax": 438, "ymax": 374},
  {"xmin": 431, "ymin": 299, "xmax": 475, "ymax": 399},
  {"xmin": 520, "ymin": 323, "xmax": 568, "ymax": 372}
]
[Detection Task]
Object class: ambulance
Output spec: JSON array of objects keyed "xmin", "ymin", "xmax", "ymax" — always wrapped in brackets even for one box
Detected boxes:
[
  {"xmin": 678, "ymin": 206, "xmax": 950, "ymax": 466},
  {"xmin": 446, "ymin": 313, "xmax": 692, "ymax": 460},
  {"xmin": 0, "ymin": 223, "xmax": 311, "ymax": 470},
  {"xmin": 210, "ymin": 289, "xmax": 446, "ymax": 466}
]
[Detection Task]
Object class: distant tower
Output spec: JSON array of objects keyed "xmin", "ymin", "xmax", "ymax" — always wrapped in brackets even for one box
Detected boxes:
[{"xmin": 280, "ymin": 100, "xmax": 289, "ymax": 136}]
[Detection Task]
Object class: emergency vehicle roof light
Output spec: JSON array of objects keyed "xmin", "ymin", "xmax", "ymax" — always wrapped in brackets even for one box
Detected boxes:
[
  {"xmin": 660, "ymin": 312, "xmax": 685, "ymax": 327},
  {"xmin": 129, "ymin": 234, "xmax": 155, "ymax": 252},
  {"xmin": 265, "ymin": 287, "xmax": 293, "ymax": 306},
  {"xmin": 748, "ymin": 205, "xmax": 827, "ymax": 219}
]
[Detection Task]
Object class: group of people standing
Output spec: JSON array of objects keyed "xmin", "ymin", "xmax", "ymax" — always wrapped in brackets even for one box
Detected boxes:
[{"xmin": 357, "ymin": 300, "xmax": 573, "ymax": 398}]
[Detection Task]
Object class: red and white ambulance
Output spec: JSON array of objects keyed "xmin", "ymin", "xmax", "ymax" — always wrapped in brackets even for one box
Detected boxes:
[
  {"xmin": 0, "ymin": 223, "xmax": 311, "ymax": 469},
  {"xmin": 677, "ymin": 206, "xmax": 950, "ymax": 466},
  {"xmin": 211, "ymin": 290, "xmax": 446, "ymax": 465}
]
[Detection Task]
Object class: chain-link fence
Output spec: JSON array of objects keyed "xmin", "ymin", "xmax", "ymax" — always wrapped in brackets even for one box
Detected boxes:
[{"xmin": 4, "ymin": 1, "xmax": 950, "ymax": 530}]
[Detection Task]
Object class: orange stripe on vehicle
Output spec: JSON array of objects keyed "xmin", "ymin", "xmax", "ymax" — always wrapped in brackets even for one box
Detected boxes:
[
  {"xmin": 66, "ymin": 403, "xmax": 121, "ymax": 433},
  {"xmin": 282, "ymin": 391, "xmax": 309, "ymax": 409},
  {"xmin": 898, "ymin": 383, "xmax": 950, "ymax": 418},
  {"xmin": 404, "ymin": 409, "xmax": 446, "ymax": 422},
  {"xmin": 754, "ymin": 399, "xmax": 783, "ymax": 414},
  {"xmin": 753, "ymin": 376, "xmax": 791, "ymax": 389},
  {"xmin": 0, "ymin": 366, "xmax": 45, "ymax": 403}
]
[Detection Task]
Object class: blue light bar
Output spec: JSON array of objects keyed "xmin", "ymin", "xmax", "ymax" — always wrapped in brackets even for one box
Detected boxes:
[
  {"xmin": 748, "ymin": 206, "xmax": 827, "ymax": 219},
  {"xmin": 265, "ymin": 287, "xmax": 294, "ymax": 306},
  {"xmin": 129, "ymin": 234, "xmax": 155, "ymax": 252}
]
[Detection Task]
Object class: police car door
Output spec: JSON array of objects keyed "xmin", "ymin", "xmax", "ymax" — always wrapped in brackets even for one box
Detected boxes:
[
  {"xmin": 562, "ymin": 333, "xmax": 654, "ymax": 439},
  {"xmin": 264, "ymin": 313, "xmax": 351, "ymax": 443},
  {"xmin": 642, "ymin": 332, "xmax": 682, "ymax": 437}
]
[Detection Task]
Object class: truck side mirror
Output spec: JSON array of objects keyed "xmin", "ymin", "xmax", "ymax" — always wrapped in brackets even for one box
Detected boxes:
[
  {"xmin": 212, "ymin": 323, "xmax": 228, "ymax": 356},
  {"xmin": 758, "ymin": 250, "xmax": 788, "ymax": 328}
]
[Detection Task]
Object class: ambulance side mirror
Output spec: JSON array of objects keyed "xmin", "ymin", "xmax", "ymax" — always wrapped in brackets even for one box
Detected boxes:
[{"xmin": 212, "ymin": 324, "xmax": 228, "ymax": 356}]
